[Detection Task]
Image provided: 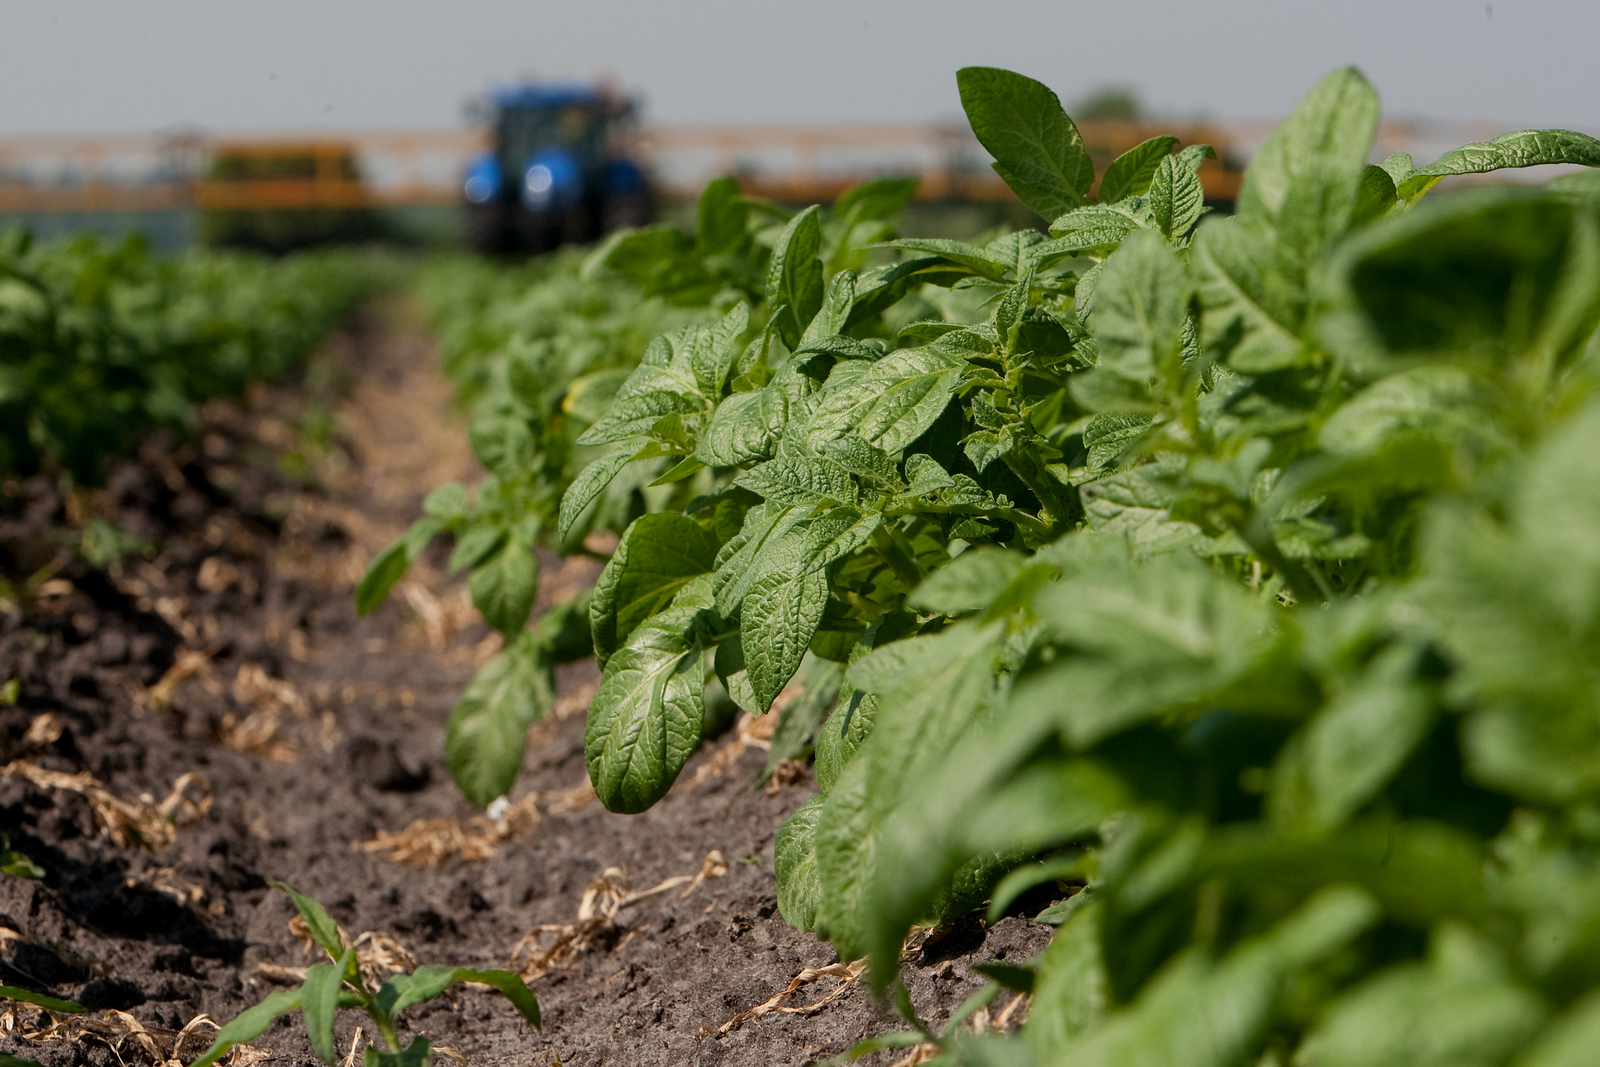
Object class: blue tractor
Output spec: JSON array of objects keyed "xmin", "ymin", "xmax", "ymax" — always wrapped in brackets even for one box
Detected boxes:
[{"xmin": 462, "ymin": 83, "xmax": 651, "ymax": 254}]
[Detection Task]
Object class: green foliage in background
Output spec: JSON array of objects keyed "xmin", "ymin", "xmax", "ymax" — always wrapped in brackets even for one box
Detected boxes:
[
  {"xmin": 190, "ymin": 884, "xmax": 537, "ymax": 1067},
  {"xmin": 0, "ymin": 230, "xmax": 382, "ymax": 483}
]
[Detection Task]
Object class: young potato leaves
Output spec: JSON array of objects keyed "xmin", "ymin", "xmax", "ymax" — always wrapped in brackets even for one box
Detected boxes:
[
  {"xmin": 469, "ymin": 538, "xmax": 538, "ymax": 636},
  {"xmin": 1085, "ymin": 229, "xmax": 1192, "ymax": 389},
  {"xmin": 740, "ymin": 529, "xmax": 832, "ymax": 713},
  {"xmin": 355, "ymin": 517, "xmax": 444, "ymax": 616},
  {"xmin": 804, "ymin": 347, "xmax": 966, "ymax": 454},
  {"xmin": 695, "ymin": 175, "xmax": 749, "ymax": 256},
  {"xmin": 767, "ymin": 205, "xmax": 825, "ymax": 347},
  {"xmin": 957, "ymin": 66, "xmax": 1094, "ymax": 220},
  {"xmin": 586, "ymin": 599, "xmax": 713, "ymax": 814},
  {"xmin": 556, "ymin": 447, "xmax": 635, "ymax": 541},
  {"xmin": 1148, "ymin": 154, "xmax": 1206, "ymax": 239},
  {"xmin": 1396, "ymin": 127, "xmax": 1600, "ymax": 204},
  {"xmin": 1236, "ymin": 66, "xmax": 1379, "ymax": 257},
  {"xmin": 1195, "ymin": 67, "xmax": 1378, "ymax": 374},
  {"xmin": 446, "ymin": 631, "xmax": 553, "ymax": 808},
  {"xmin": 1098, "ymin": 135, "xmax": 1180, "ymax": 204},
  {"xmin": 590, "ymin": 514, "xmax": 720, "ymax": 668},
  {"xmin": 775, "ymin": 794, "xmax": 826, "ymax": 931}
]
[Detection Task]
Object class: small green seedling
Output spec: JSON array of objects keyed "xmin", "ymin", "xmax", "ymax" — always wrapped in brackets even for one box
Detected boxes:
[
  {"xmin": 0, "ymin": 835, "xmax": 44, "ymax": 879},
  {"xmin": 190, "ymin": 883, "xmax": 539, "ymax": 1067}
]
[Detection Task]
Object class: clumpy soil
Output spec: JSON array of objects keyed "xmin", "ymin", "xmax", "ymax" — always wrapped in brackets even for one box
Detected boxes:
[{"xmin": 0, "ymin": 301, "xmax": 1050, "ymax": 1067}]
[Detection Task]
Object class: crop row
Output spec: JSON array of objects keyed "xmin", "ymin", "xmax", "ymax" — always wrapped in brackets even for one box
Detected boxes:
[
  {"xmin": 357, "ymin": 65, "xmax": 1600, "ymax": 1066},
  {"xmin": 0, "ymin": 230, "xmax": 384, "ymax": 483}
]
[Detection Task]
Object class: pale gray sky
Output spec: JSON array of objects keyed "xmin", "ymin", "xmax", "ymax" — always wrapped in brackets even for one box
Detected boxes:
[{"xmin": 3, "ymin": 0, "xmax": 1597, "ymax": 134}]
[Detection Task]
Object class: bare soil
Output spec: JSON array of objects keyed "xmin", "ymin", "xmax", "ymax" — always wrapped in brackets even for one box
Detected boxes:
[{"xmin": 0, "ymin": 300, "xmax": 1049, "ymax": 1067}]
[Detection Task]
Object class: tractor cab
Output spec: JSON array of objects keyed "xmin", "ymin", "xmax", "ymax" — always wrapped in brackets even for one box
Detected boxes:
[{"xmin": 463, "ymin": 83, "xmax": 650, "ymax": 253}]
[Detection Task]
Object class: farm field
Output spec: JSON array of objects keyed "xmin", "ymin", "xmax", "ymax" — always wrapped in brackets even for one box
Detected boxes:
[{"xmin": 6, "ymin": 61, "xmax": 1600, "ymax": 1067}]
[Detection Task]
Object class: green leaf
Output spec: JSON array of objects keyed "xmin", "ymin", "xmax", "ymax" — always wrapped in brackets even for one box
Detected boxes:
[
  {"xmin": 765, "ymin": 657, "xmax": 844, "ymax": 775},
  {"xmin": 1269, "ymin": 642, "xmax": 1434, "ymax": 837},
  {"xmin": 775, "ymin": 794, "xmax": 826, "ymax": 931},
  {"xmin": 0, "ymin": 985, "xmax": 87, "ymax": 1013},
  {"xmin": 446, "ymin": 631, "xmax": 553, "ymax": 808},
  {"xmin": 356, "ymin": 516, "xmax": 445, "ymax": 615},
  {"xmin": 363, "ymin": 1036, "xmax": 432, "ymax": 1067},
  {"xmin": 1148, "ymin": 155, "xmax": 1205, "ymax": 239},
  {"xmin": 986, "ymin": 854, "xmax": 1088, "ymax": 923},
  {"xmin": 695, "ymin": 364, "xmax": 816, "ymax": 468},
  {"xmin": 1297, "ymin": 927, "xmax": 1546, "ymax": 1067},
  {"xmin": 1193, "ymin": 215, "xmax": 1305, "ymax": 373},
  {"xmin": 1099, "ymin": 136, "xmax": 1179, "ymax": 204},
  {"xmin": 270, "ymin": 882, "xmax": 344, "ymax": 960},
  {"xmin": 575, "ymin": 362, "xmax": 706, "ymax": 446},
  {"xmin": 806, "ymin": 347, "xmax": 965, "ymax": 454},
  {"xmin": 696, "ymin": 175, "xmax": 749, "ymax": 255},
  {"xmin": 766, "ymin": 205, "xmax": 825, "ymax": 347},
  {"xmin": 834, "ymin": 177, "xmax": 920, "ymax": 224},
  {"xmin": 590, "ymin": 514, "xmax": 719, "ymax": 668},
  {"xmin": 190, "ymin": 989, "xmax": 304, "ymax": 1067},
  {"xmin": 1237, "ymin": 66, "xmax": 1380, "ymax": 249},
  {"xmin": 1416, "ymin": 400, "xmax": 1600, "ymax": 804},
  {"xmin": 1, "ymin": 844, "xmax": 44, "ymax": 879},
  {"xmin": 557, "ymin": 447, "xmax": 636, "ymax": 542},
  {"xmin": 957, "ymin": 66, "xmax": 1093, "ymax": 219},
  {"xmin": 449, "ymin": 969, "xmax": 541, "ymax": 1027},
  {"xmin": 741, "ymin": 531, "xmax": 831, "ymax": 713},
  {"xmin": 421, "ymin": 482, "xmax": 468, "ymax": 520},
  {"xmin": 469, "ymin": 539, "xmax": 538, "ymax": 637},
  {"xmin": 381, "ymin": 967, "xmax": 538, "ymax": 1028},
  {"xmin": 1091, "ymin": 230, "xmax": 1192, "ymax": 385},
  {"xmin": 802, "ymin": 271, "xmax": 857, "ymax": 345},
  {"xmin": 1350, "ymin": 163, "xmax": 1400, "ymax": 229},
  {"xmin": 447, "ymin": 523, "xmax": 504, "ymax": 575},
  {"xmin": 1066, "ymin": 887, "xmax": 1377, "ymax": 1067},
  {"xmin": 302, "ymin": 948, "xmax": 353, "ymax": 1064},
  {"xmin": 815, "ymin": 690, "xmax": 875, "ymax": 795},
  {"xmin": 909, "ymin": 548, "xmax": 1027, "ymax": 616},
  {"xmin": 1328, "ymin": 189, "xmax": 1600, "ymax": 370},
  {"xmin": 1, "ymin": 1054, "xmax": 45, "ymax": 1067},
  {"xmin": 1027, "ymin": 899, "xmax": 1108, "ymax": 1057},
  {"xmin": 356, "ymin": 528, "xmax": 424, "ymax": 615},
  {"xmin": 1399, "ymin": 128, "xmax": 1600, "ymax": 204},
  {"xmin": 1518, "ymin": 991, "xmax": 1600, "ymax": 1067},
  {"xmin": 875, "ymin": 238, "xmax": 1013, "ymax": 281},
  {"xmin": 690, "ymin": 302, "xmax": 750, "ymax": 395},
  {"xmin": 585, "ymin": 605, "xmax": 709, "ymax": 813}
]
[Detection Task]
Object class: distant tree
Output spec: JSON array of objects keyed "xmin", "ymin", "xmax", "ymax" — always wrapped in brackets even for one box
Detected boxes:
[{"xmin": 1073, "ymin": 85, "xmax": 1143, "ymax": 120}]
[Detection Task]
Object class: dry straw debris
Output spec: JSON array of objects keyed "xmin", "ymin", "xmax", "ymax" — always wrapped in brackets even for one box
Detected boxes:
[
  {"xmin": 511, "ymin": 851, "xmax": 728, "ymax": 983},
  {"xmin": 1, "ymin": 755, "xmax": 211, "ymax": 850}
]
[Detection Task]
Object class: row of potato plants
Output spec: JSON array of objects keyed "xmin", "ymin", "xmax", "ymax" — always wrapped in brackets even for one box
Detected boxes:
[
  {"xmin": 0, "ymin": 232, "xmax": 384, "ymax": 483},
  {"xmin": 373, "ymin": 63, "xmax": 1600, "ymax": 1065},
  {"xmin": 359, "ymin": 181, "xmax": 923, "ymax": 804}
]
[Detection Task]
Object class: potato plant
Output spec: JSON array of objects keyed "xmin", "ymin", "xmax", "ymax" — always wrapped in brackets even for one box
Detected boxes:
[
  {"xmin": 190, "ymin": 884, "xmax": 538, "ymax": 1067},
  {"xmin": 559, "ymin": 65, "xmax": 1600, "ymax": 1065},
  {"xmin": 360, "ymin": 179, "xmax": 921, "ymax": 806}
]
